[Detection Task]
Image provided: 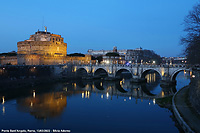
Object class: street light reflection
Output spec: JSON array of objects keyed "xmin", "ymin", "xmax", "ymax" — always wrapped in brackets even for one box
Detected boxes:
[
  {"xmin": 2, "ymin": 106, "xmax": 5, "ymax": 115},
  {"xmin": 106, "ymin": 92, "xmax": 109, "ymax": 99},
  {"xmin": 82, "ymin": 92, "xmax": 84, "ymax": 98}
]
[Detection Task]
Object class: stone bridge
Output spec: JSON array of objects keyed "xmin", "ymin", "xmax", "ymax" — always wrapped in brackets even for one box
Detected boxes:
[{"xmin": 67, "ymin": 64, "xmax": 191, "ymax": 85}]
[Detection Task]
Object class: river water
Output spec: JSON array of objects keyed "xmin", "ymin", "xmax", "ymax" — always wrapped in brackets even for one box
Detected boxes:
[{"xmin": 0, "ymin": 71, "xmax": 190, "ymax": 133}]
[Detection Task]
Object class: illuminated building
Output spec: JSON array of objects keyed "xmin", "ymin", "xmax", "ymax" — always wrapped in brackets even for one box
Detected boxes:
[
  {"xmin": 102, "ymin": 53, "xmax": 125, "ymax": 64},
  {"xmin": 66, "ymin": 53, "xmax": 92, "ymax": 64},
  {"xmin": 17, "ymin": 27, "xmax": 67, "ymax": 65},
  {"xmin": 0, "ymin": 51, "xmax": 17, "ymax": 65}
]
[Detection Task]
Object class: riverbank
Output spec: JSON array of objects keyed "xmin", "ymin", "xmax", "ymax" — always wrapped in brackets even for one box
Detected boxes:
[{"xmin": 173, "ymin": 86, "xmax": 200, "ymax": 132}]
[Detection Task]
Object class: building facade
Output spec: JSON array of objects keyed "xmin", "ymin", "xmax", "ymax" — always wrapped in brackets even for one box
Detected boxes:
[
  {"xmin": 66, "ymin": 54, "xmax": 92, "ymax": 64},
  {"xmin": 87, "ymin": 47, "xmax": 127, "ymax": 57},
  {"xmin": 102, "ymin": 55, "xmax": 125, "ymax": 64},
  {"xmin": 0, "ymin": 51, "xmax": 17, "ymax": 65},
  {"xmin": 17, "ymin": 28, "xmax": 67, "ymax": 65}
]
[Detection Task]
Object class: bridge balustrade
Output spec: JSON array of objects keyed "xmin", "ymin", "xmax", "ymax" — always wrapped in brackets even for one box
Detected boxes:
[{"xmin": 74, "ymin": 64, "xmax": 188, "ymax": 70}]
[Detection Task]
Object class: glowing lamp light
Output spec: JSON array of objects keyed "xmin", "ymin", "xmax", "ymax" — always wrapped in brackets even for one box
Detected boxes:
[
  {"xmin": 101, "ymin": 95, "xmax": 103, "ymax": 99},
  {"xmin": 33, "ymin": 90, "xmax": 36, "ymax": 98},
  {"xmin": 120, "ymin": 81, "xmax": 123, "ymax": 86},
  {"xmin": 2, "ymin": 96, "xmax": 5, "ymax": 104},
  {"xmin": 153, "ymin": 99, "xmax": 156, "ymax": 105},
  {"xmin": 192, "ymin": 75, "xmax": 195, "ymax": 78}
]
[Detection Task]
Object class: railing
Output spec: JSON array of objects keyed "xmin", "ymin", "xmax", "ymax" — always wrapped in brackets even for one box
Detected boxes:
[{"xmin": 74, "ymin": 63, "xmax": 187, "ymax": 68}]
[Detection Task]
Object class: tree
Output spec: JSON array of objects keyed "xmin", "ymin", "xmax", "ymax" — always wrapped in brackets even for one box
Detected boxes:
[
  {"xmin": 105, "ymin": 52, "xmax": 119, "ymax": 57},
  {"xmin": 67, "ymin": 53, "xmax": 85, "ymax": 57},
  {"xmin": 181, "ymin": 3, "xmax": 200, "ymax": 65}
]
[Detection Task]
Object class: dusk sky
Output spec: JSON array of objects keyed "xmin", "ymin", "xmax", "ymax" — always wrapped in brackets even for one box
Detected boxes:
[{"xmin": 0, "ymin": 0, "xmax": 198, "ymax": 57}]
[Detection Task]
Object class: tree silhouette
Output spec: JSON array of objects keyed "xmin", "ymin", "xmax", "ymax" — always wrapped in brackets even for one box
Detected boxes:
[{"xmin": 181, "ymin": 3, "xmax": 200, "ymax": 65}]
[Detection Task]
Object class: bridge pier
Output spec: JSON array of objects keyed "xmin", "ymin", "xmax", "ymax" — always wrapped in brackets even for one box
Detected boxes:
[
  {"xmin": 104, "ymin": 73, "xmax": 121, "ymax": 81},
  {"xmin": 130, "ymin": 75, "xmax": 146, "ymax": 83},
  {"xmin": 160, "ymin": 76, "xmax": 176, "ymax": 87}
]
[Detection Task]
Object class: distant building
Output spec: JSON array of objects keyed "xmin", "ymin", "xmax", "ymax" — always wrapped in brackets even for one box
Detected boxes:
[
  {"xmin": 102, "ymin": 52, "xmax": 125, "ymax": 64},
  {"xmin": 0, "ymin": 51, "xmax": 17, "ymax": 65},
  {"xmin": 87, "ymin": 47, "xmax": 161, "ymax": 64},
  {"xmin": 17, "ymin": 27, "xmax": 67, "ymax": 65},
  {"xmin": 162, "ymin": 57, "xmax": 187, "ymax": 65},
  {"xmin": 87, "ymin": 46, "xmax": 127, "ymax": 57}
]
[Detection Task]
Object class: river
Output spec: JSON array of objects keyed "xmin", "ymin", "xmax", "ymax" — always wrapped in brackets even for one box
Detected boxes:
[{"xmin": 0, "ymin": 71, "xmax": 190, "ymax": 133}]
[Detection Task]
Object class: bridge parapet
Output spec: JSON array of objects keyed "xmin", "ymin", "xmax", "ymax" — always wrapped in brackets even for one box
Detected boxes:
[{"xmin": 76, "ymin": 64, "xmax": 187, "ymax": 68}]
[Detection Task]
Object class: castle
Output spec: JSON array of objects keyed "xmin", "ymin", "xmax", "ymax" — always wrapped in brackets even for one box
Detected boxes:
[{"xmin": 17, "ymin": 27, "xmax": 67, "ymax": 65}]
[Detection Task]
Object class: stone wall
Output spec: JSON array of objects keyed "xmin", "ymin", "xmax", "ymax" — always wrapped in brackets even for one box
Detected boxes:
[
  {"xmin": 0, "ymin": 65, "xmax": 73, "ymax": 91},
  {"xmin": 17, "ymin": 55, "xmax": 67, "ymax": 65},
  {"xmin": 0, "ymin": 56, "xmax": 17, "ymax": 65},
  {"xmin": 189, "ymin": 69, "xmax": 200, "ymax": 114}
]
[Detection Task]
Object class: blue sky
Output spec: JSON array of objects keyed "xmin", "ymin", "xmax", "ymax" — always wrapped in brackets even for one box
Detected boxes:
[{"xmin": 0, "ymin": 0, "xmax": 198, "ymax": 57}]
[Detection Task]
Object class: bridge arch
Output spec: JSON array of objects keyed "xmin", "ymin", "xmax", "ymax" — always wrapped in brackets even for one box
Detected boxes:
[
  {"xmin": 141, "ymin": 83, "xmax": 156, "ymax": 96},
  {"xmin": 115, "ymin": 81, "xmax": 128, "ymax": 93},
  {"xmin": 115, "ymin": 68, "xmax": 133, "ymax": 78},
  {"xmin": 141, "ymin": 69, "xmax": 162, "ymax": 79},
  {"xmin": 170, "ymin": 69, "xmax": 185, "ymax": 81},
  {"xmin": 94, "ymin": 68, "xmax": 108, "ymax": 77},
  {"xmin": 76, "ymin": 68, "xmax": 88, "ymax": 77},
  {"xmin": 94, "ymin": 81, "xmax": 105, "ymax": 90}
]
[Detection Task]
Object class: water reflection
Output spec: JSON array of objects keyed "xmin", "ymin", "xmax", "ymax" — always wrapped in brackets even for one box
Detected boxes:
[
  {"xmin": 13, "ymin": 71, "xmax": 190, "ymax": 120},
  {"xmin": 17, "ymin": 92, "xmax": 67, "ymax": 119},
  {"xmin": 75, "ymin": 79, "xmax": 175, "ymax": 100},
  {"xmin": 2, "ymin": 106, "xmax": 5, "ymax": 115}
]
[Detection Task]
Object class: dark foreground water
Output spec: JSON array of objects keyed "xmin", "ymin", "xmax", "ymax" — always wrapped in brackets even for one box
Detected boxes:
[{"xmin": 0, "ymin": 72, "xmax": 190, "ymax": 133}]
